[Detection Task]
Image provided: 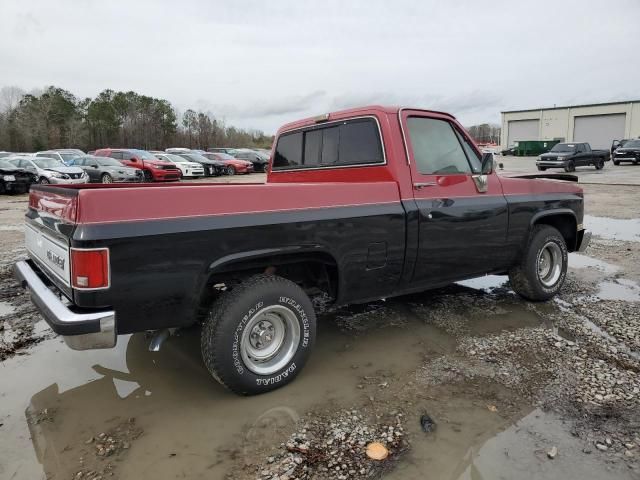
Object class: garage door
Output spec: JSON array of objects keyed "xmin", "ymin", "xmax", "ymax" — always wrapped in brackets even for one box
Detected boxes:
[
  {"xmin": 507, "ymin": 119, "xmax": 539, "ymax": 146},
  {"xmin": 573, "ymin": 114, "xmax": 626, "ymax": 150}
]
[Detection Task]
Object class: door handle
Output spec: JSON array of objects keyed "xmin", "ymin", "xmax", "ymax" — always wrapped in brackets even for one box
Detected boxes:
[{"xmin": 413, "ymin": 182, "xmax": 437, "ymax": 190}]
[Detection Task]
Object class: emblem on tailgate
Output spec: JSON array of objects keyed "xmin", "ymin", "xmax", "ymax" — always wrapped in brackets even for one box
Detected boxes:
[{"xmin": 47, "ymin": 250, "xmax": 65, "ymax": 270}]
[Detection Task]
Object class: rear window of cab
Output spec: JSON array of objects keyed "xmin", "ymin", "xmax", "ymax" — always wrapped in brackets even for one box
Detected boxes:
[{"xmin": 273, "ymin": 117, "xmax": 384, "ymax": 170}]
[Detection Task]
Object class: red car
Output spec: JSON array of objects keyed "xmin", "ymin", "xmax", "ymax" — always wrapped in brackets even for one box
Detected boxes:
[
  {"xmin": 93, "ymin": 148, "xmax": 181, "ymax": 182},
  {"xmin": 202, "ymin": 152, "xmax": 254, "ymax": 175}
]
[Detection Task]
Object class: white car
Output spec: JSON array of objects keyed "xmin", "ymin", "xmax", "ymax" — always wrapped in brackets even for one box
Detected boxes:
[
  {"xmin": 36, "ymin": 149, "xmax": 84, "ymax": 165},
  {"xmin": 8, "ymin": 156, "xmax": 89, "ymax": 184},
  {"xmin": 153, "ymin": 153, "xmax": 204, "ymax": 177}
]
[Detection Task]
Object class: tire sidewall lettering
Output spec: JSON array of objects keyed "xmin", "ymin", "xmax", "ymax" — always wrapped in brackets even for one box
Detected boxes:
[
  {"xmin": 278, "ymin": 296, "xmax": 310, "ymax": 348},
  {"xmin": 231, "ymin": 301, "xmax": 264, "ymax": 375}
]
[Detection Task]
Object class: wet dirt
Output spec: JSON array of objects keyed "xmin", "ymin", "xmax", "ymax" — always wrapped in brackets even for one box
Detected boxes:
[{"xmin": 1, "ymin": 184, "xmax": 640, "ymax": 480}]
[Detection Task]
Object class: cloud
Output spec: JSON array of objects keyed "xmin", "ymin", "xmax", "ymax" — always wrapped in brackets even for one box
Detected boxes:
[{"xmin": 196, "ymin": 90, "xmax": 327, "ymax": 119}]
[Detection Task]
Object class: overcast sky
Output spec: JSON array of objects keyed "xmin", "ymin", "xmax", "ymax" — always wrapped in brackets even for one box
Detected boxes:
[{"xmin": 2, "ymin": 0, "xmax": 639, "ymax": 134}]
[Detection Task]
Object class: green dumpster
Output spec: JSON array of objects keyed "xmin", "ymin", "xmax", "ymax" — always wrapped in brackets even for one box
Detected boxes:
[{"xmin": 513, "ymin": 140, "xmax": 560, "ymax": 156}]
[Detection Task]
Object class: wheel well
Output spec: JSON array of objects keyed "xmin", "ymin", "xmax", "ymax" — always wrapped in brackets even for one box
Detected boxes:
[
  {"xmin": 534, "ymin": 214, "xmax": 577, "ymax": 251},
  {"xmin": 199, "ymin": 253, "xmax": 339, "ymax": 317}
]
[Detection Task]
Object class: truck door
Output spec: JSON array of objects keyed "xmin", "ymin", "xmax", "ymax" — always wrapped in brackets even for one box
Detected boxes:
[{"xmin": 400, "ymin": 110, "xmax": 509, "ymax": 286}]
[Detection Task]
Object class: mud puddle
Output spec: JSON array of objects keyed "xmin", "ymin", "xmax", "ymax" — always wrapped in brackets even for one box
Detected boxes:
[
  {"xmin": 584, "ymin": 215, "xmax": 640, "ymax": 242},
  {"xmin": 0, "ymin": 286, "xmax": 556, "ymax": 480},
  {"xmin": 388, "ymin": 406, "xmax": 633, "ymax": 480}
]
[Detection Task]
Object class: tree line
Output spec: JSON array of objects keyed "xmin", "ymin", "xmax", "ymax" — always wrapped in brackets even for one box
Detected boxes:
[
  {"xmin": 466, "ymin": 123, "xmax": 501, "ymax": 144},
  {"xmin": 0, "ymin": 86, "xmax": 273, "ymax": 153}
]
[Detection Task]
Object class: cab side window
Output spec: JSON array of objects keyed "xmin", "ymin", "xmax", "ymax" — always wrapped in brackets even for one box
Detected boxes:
[{"xmin": 406, "ymin": 117, "xmax": 472, "ymax": 175}]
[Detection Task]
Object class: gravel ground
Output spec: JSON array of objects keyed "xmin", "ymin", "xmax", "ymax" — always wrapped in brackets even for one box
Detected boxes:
[{"xmin": 1, "ymin": 178, "xmax": 639, "ymax": 479}]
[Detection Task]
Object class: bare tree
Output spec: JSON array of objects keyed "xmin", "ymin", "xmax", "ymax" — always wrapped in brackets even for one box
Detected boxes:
[{"xmin": 0, "ymin": 86, "xmax": 25, "ymax": 115}]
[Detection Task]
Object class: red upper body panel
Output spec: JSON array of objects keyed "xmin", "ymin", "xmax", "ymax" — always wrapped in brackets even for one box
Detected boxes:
[{"xmin": 29, "ymin": 106, "xmax": 583, "ymax": 226}]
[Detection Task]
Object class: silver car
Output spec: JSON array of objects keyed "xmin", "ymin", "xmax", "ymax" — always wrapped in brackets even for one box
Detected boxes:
[
  {"xmin": 71, "ymin": 155, "xmax": 143, "ymax": 183},
  {"xmin": 8, "ymin": 156, "xmax": 89, "ymax": 184}
]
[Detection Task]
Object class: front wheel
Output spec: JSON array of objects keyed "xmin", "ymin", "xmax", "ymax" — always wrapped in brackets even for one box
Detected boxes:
[
  {"xmin": 508, "ymin": 225, "xmax": 568, "ymax": 301},
  {"xmin": 226, "ymin": 165, "xmax": 235, "ymax": 176},
  {"xmin": 595, "ymin": 159, "xmax": 604, "ymax": 170},
  {"xmin": 613, "ymin": 160, "xmax": 620, "ymax": 165},
  {"xmin": 564, "ymin": 160, "xmax": 575, "ymax": 172},
  {"xmin": 201, "ymin": 274, "xmax": 316, "ymax": 395},
  {"xmin": 143, "ymin": 170, "xmax": 153, "ymax": 182},
  {"xmin": 537, "ymin": 166, "xmax": 546, "ymax": 171},
  {"xmin": 39, "ymin": 177, "xmax": 50, "ymax": 184},
  {"xmin": 101, "ymin": 173, "xmax": 113, "ymax": 183}
]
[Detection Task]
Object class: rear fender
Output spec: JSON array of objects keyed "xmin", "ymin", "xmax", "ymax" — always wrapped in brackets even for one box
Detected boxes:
[
  {"xmin": 196, "ymin": 245, "xmax": 341, "ymax": 312},
  {"xmin": 530, "ymin": 209, "xmax": 578, "ymax": 251}
]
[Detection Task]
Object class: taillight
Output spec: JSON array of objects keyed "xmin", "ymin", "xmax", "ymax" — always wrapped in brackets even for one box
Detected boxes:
[{"xmin": 70, "ymin": 248, "xmax": 110, "ymax": 289}]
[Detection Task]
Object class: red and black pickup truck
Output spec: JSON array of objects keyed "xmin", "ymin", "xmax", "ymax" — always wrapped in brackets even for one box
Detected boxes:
[{"xmin": 15, "ymin": 105, "xmax": 590, "ymax": 395}]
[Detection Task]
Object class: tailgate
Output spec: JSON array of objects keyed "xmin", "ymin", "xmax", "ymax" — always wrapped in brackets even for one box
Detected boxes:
[{"xmin": 25, "ymin": 186, "xmax": 78, "ymax": 296}]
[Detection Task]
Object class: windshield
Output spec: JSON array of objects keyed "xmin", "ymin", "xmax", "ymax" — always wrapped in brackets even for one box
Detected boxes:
[
  {"xmin": 214, "ymin": 153, "xmax": 235, "ymax": 160},
  {"xmin": 550, "ymin": 144, "xmax": 576, "ymax": 153},
  {"xmin": 33, "ymin": 158, "xmax": 65, "ymax": 168},
  {"xmin": 61, "ymin": 153, "xmax": 82, "ymax": 162},
  {"xmin": 97, "ymin": 158, "xmax": 124, "ymax": 167},
  {"xmin": 133, "ymin": 150, "xmax": 159, "ymax": 160},
  {"xmin": 255, "ymin": 151, "xmax": 270, "ymax": 160},
  {"xmin": 0, "ymin": 160, "xmax": 15, "ymax": 168},
  {"xmin": 623, "ymin": 140, "xmax": 640, "ymax": 148},
  {"xmin": 181, "ymin": 153, "xmax": 209, "ymax": 162},
  {"xmin": 163, "ymin": 154, "xmax": 189, "ymax": 163}
]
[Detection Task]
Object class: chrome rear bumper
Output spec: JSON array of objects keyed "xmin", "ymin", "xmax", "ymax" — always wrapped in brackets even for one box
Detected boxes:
[{"xmin": 14, "ymin": 260, "xmax": 116, "ymax": 350}]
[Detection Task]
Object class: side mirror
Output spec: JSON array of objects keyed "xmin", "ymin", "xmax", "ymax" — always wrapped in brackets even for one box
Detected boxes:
[
  {"xmin": 131, "ymin": 157, "xmax": 137, "ymax": 161},
  {"xmin": 481, "ymin": 153, "xmax": 494, "ymax": 174},
  {"xmin": 92, "ymin": 164, "xmax": 99, "ymax": 168}
]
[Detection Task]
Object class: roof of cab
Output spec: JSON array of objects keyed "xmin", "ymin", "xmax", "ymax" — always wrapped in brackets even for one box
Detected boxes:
[{"xmin": 277, "ymin": 105, "xmax": 457, "ymax": 135}]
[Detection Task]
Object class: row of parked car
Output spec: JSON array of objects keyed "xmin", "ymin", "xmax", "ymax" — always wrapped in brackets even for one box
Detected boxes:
[{"xmin": 0, "ymin": 147, "xmax": 271, "ymax": 193}]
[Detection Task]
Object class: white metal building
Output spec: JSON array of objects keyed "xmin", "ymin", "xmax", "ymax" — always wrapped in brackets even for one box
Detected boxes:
[{"xmin": 501, "ymin": 100, "xmax": 640, "ymax": 150}]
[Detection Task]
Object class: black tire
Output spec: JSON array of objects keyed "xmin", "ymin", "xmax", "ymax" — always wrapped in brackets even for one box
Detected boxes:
[
  {"xmin": 508, "ymin": 225, "xmax": 568, "ymax": 301},
  {"xmin": 595, "ymin": 159, "xmax": 604, "ymax": 170},
  {"xmin": 39, "ymin": 177, "xmax": 49, "ymax": 184},
  {"xmin": 201, "ymin": 274, "xmax": 316, "ymax": 395},
  {"xmin": 564, "ymin": 160, "xmax": 575, "ymax": 172},
  {"xmin": 226, "ymin": 165, "xmax": 235, "ymax": 176},
  {"xmin": 143, "ymin": 170, "xmax": 153, "ymax": 182},
  {"xmin": 634, "ymin": 160, "xmax": 639, "ymax": 166},
  {"xmin": 101, "ymin": 173, "xmax": 113, "ymax": 183},
  {"xmin": 613, "ymin": 160, "xmax": 620, "ymax": 166},
  {"xmin": 537, "ymin": 166, "xmax": 546, "ymax": 171}
]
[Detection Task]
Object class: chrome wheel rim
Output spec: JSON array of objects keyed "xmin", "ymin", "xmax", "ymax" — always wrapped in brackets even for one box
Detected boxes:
[
  {"xmin": 226, "ymin": 166, "xmax": 235, "ymax": 175},
  {"xmin": 102, "ymin": 175, "xmax": 112, "ymax": 183},
  {"xmin": 537, "ymin": 241, "xmax": 562, "ymax": 287},
  {"xmin": 240, "ymin": 305, "xmax": 300, "ymax": 375}
]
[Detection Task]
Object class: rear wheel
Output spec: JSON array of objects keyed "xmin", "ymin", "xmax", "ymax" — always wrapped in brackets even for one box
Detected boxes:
[
  {"xmin": 39, "ymin": 177, "xmax": 49, "ymax": 184},
  {"xmin": 509, "ymin": 225, "xmax": 568, "ymax": 301},
  {"xmin": 201, "ymin": 274, "xmax": 316, "ymax": 395},
  {"xmin": 564, "ymin": 160, "xmax": 575, "ymax": 172},
  {"xmin": 101, "ymin": 173, "xmax": 113, "ymax": 183},
  {"xmin": 226, "ymin": 165, "xmax": 236, "ymax": 176}
]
